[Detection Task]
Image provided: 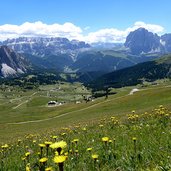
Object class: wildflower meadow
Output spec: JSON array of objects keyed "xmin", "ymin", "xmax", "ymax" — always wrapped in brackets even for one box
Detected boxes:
[{"xmin": 1, "ymin": 105, "xmax": 171, "ymax": 171}]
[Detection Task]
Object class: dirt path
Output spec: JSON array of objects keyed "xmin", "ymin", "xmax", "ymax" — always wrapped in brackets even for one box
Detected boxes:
[{"xmin": 12, "ymin": 92, "xmax": 37, "ymax": 109}]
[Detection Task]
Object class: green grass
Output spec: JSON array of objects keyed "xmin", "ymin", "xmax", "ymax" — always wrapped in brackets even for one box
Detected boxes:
[
  {"xmin": 0, "ymin": 82, "xmax": 171, "ymax": 143},
  {"xmin": 1, "ymin": 81, "xmax": 171, "ymax": 170},
  {"xmin": 1, "ymin": 105, "xmax": 171, "ymax": 170}
]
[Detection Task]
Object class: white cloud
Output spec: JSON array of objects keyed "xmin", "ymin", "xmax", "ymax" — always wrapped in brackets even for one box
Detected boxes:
[
  {"xmin": 131, "ymin": 21, "xmax": 164, "ymax": 33},
  {"xmin": 0, "ymin": 21, "xmax": 83, "ymax": 41},
  {"xmin": 0, "ymin": 21, "xmax": 165, "ymax": 43},
  {"xmin": 84, "ymin": 29, "xmax": 126, "ymax": 43},
  {"xmin": 85, "ymin": 21, "xmax": 164, "ymax": 43}
]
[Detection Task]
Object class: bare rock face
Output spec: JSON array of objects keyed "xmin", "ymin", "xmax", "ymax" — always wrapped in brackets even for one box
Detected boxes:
[
  {"xmin": 161, "ymin": 33, "xmax": 171, "ymax": 53},
  {"xmin": 124, "ymin": 28, "xmax": 161, "ymax": 54},
  {"xmin": 0, "ymin": 46, "xmax": 28, "ymax": 77}
]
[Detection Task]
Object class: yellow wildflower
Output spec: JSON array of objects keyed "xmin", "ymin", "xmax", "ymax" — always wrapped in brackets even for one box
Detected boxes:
[
  {"xmin": 45, "ymin": 141, "xmax": 52, "ymax": 147},
  {"xmin": 92, "ymin": 154, "xmax": 99, "ymax": 160},
  {"xmin": 1, "ymin": 144, "xmax": 9, "ymax": 148},
  {"xmin": 39, "ymin": 144, "xmax": 46, "ymax": 148},
  {"xmin": 45, "ymin": 167, "xmax": 53, "ymax": 171},
  {"xmin": 87, "ymin": 148, "xmax": 93, "ymax": 152},
  {"xmin": 50, "ymin": 141, "xmax": 67, "ymax": 149},
  {"xmin": 26, "ymin": 163, "xmax": 31, "ymax": 171},
  {"xmin": 25, "ymin": 152, "xmax": 30, "ymax": 157},
  {"xmin": 53, "ymin": 155, "xmax": 67, "ymax": 164},
  {"xmin": 52, "ymin": 136, "xmax": 57, "ymax": 139},
  {"xmin": 102, "ymin": 137, "xmax": 109, "ymax": 142},
  {"xmin": 109, "ymin": 140, "xmax": 112, "ymax": 143},
  {"xmin": 39, "ymin": 157, "xmax": 48, "ymax": 163},
  {"xmin": 132, "ymin": 137, "xmax": 137, "ymax": 141},
  {"xmin": 73, "ymin": 139, "xmax": 79, "ymax": 143}
]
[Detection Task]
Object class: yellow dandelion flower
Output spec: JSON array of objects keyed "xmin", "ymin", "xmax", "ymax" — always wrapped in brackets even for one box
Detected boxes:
[
  {"xmin": 39, "ymin": 144, "xmax": 46, "ymax": 148},
  {"xmin": 39, "ymin": 157, "xmax": 48, "ymax": 163},
  {"xmin": 132, "ymin": 137, "xmax": 137, "ymax": 141},
  {"xmin": 45, "ymin": 167, "xmax": 53, "ymax": 171},
  {"xmin": 109, "ymin": 140, "xmax": 112, "ymax": 143},
  {"xmin": 52, "ymin": 136, "xmax": 57, "ymax": 139},
  {"xmin": 53, "ymin": 155, "xmax": 67, "ymax": 164},
  {"xmin": 73, "ymin": 139, "xmax": 79, "ymax": 143},
  {"xmin": 50, "ymin": 141, "xmax": 67, "ymax": 149},
  {"xmin": 102, "ymin": 137, "xmax": 109, "ymax": 142},
  {"xmin": 45, "ymin": 141, "xmax": 52, "ymax": 147},
  {"xmin": 1, "ymin": 144, "xmax": 9, "ymax": 148},
  {"xmin": 25, "ymin": 152, "xmax": 30, "ymax": 157},
  {"xmin": 87, "ymin": 148, "xmax": 93, "ymax": 152},
  {"xmin": 92, "ymin": 154, "xmax": 98, "ymax": 160},
  {"xmin": 26, "ymin": 163, "xmax": 31, "ymax": 171}
]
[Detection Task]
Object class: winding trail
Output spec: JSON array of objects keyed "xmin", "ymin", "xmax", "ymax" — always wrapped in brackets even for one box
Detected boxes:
[
  {"xmin": 5, "ymin": 84, "xmax": 171, "ymax": 125},
  {"xmin": 12, "ymin": 92, "xmax": 37, "ymax": 109}
]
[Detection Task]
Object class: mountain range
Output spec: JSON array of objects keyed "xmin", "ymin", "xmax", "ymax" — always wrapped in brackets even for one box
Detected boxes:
[
  {"xmin": 2, "ymin": 37, "xmax": 90, "ymax": 58},
  {"xmin": 0, "ymin": 27, "xmax": 171, "ymax": 79}
]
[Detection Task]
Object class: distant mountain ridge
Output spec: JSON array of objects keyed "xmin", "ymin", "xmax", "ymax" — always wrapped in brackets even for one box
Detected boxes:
[
  {"xmin": 1, "ymin": 28, "xmax": 171, "ymax": 78},
  {"xmin": 1, "ymin": 37, "xmax": 90, "ymax": 63},
  {"xmin": 0, "ymin": 46, "xmax": 29, "ymax": 77}
]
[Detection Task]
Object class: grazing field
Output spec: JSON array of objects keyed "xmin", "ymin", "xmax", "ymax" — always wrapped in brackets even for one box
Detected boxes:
[{"xmin": 0, "ymin": 81, "xmax": 171, "ymax": 170}]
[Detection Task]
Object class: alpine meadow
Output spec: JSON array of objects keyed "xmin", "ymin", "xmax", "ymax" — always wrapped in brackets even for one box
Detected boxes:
[{"xmin": 1, "ymin": 0, "xmax": 171, "ymax": 171}]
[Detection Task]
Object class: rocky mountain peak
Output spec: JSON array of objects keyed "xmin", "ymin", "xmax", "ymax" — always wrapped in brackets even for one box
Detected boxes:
[
  {"xmin": 0, "ymin": 46, "xmax": 28, "ymax": 77},
  {"xmin": 124, "ymin": 28, "xmax": 161, "ymax": 54}
]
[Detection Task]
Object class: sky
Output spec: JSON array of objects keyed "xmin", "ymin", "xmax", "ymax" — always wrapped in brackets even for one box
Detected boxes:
[{"xmin": 0, "ymin": 0, "xmax": 170, "ymax": 43}]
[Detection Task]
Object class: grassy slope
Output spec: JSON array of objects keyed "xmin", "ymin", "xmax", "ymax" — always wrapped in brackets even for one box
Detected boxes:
[
  {"xmin": 0, "ymin": 83, "xmax": 171, "ymax": 143},
  {"xmin": 91, "ymin": 54, "xmax": 171, "ymax": 89}
]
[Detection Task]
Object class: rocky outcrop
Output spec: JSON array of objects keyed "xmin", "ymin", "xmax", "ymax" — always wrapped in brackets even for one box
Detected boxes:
[{"xmin": 0, "ymin": 46, "xmax": 28, "ymax": 77}]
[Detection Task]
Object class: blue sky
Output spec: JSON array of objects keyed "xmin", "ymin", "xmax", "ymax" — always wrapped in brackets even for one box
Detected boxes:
[{"xmin": 0, "ymin": 0, "xmax": 170, "ymax": 43}]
